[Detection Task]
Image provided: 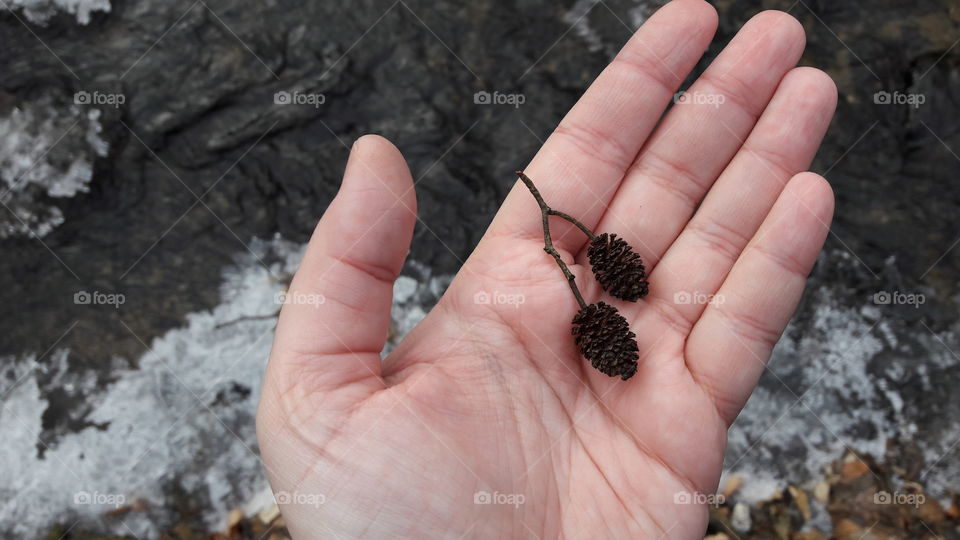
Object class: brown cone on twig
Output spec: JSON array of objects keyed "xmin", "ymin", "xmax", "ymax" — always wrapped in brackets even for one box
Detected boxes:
[
  {"xmin": 571, "ymin": 301, "xmax": 639, "ymax": 380},
  {"xmin": 515, "ymin": 170, "xmax": 645, "ymax": 381},
  {"xmin": 587, "ymin": 233, "xmax": 649, "ymax": 302}
]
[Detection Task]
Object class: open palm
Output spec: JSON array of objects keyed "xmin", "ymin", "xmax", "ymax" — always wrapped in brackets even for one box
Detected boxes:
[{"xmin": 256, "ymin": 1, "xmax": 837, "ymax": 538}]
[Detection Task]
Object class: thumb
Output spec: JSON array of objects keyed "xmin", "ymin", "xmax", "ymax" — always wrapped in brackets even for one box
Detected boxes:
[{"xmin": 270, "ymin": 134, "xmax": 417, "ymax": 390}]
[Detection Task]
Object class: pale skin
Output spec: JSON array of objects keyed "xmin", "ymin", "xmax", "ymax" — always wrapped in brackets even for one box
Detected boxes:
[{"xmin": 256, "ymin": 1, "xmax": 838, "ymax": 538}]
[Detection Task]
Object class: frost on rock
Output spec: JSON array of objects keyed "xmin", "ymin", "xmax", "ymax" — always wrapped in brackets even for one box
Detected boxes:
[
  {"xmin": 563, "ymin": 0, "xmax": 654, "ymax": 55},
  {"xmin": 563, "ymin": 0, "xmax": 606, "ymax": 54},
  {"xmin": 1, "ymin": 0, "xmax": 111, "ymax": 25},
  {"xmin": 723, "ymin": 250, "xmax": 960, "ymax": 509},
  {"xmin": 0, "ymin": 236, "xmax": 456, "ymax": 536},
  {"xmin": 0, "ymin": 236, "xmax": 303, "ymax": 537},
  {"xmin": 0, "ymin": 94, "xmax": 108, "ymax": 238}
]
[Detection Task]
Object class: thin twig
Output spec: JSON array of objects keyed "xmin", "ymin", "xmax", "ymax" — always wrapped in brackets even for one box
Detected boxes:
[
  {"xmin": 548, "ymin": 209, "xmax": 596, "ymax": 241},
  {"xmin": 213, "ymin": 312, "xmax": 280, "ymax": 329},
  {"xmin": 516, "ymin": 171, "xmax": 595, "ymax": 309}
]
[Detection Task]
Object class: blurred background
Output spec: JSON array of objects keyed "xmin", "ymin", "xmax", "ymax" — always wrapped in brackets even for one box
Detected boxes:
[{"xmin": 0, "ymin": 0, "xmax": 958, "ymax": 538}]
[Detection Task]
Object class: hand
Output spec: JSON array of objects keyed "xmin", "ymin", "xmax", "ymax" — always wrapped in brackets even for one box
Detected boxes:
[{"xmin": 256, "ymin": 1, "xmax": 837, "ymax": 537}]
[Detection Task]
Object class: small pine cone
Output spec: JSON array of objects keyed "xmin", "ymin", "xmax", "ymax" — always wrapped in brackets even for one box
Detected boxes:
[
  {"xmin": 571, "ymin": 302, "xmax": 639, "ymax": 380},
  {"xmin": 587, "ymin": 233, "xmax": 649, "ymax": 302}
]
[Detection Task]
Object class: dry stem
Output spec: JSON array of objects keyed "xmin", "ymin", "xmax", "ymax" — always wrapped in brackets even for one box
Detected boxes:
[{"xmin": 515, "ymin": 171, "xmax": 597, "ymax": 309}]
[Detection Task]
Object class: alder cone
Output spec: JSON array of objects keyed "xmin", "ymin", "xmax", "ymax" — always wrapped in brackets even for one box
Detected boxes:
[
  {"xmin": 587, "ymin": 233, "xmax": 649, "ymax": 302},
  {"xmin": 571, "ymin": 302, "xmax": 639, "ymax": 380}
]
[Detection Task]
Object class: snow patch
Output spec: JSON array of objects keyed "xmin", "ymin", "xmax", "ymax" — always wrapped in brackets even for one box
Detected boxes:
[
  {"xmin": 0, "ymin": 237, "xmax": 299, "ymax": 536},
  {"xmin": 0, "ymin": 236, "xmax": 452, "ymax": 536},
  {"xmin": 724, "ymin": 293, "xmax": 886, "ymax": 503},
  {"xmin": 0, "ymin": 95, "xmax": 109, "ymax": 238},
  {"xmin": 2, "ymin": 0, "xmax": 111, "ymax": 25},
  {"xmin": 628, "ymin": 2, "xmax": 653, "ymax": 29},
  {"xmin": 563, "ymin": 0, "xmax": 605, "ymax": 54},
  {"xmin": 563, "ymin": 0, "xmax": 655, "ymax": 54},
  {"xmin": 724, "ymin": 251, "xmax": 960, "ymax": 509}
]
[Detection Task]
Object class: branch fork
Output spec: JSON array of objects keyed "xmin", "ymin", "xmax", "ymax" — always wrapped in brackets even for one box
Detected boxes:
[{"xmin": 515, "ymin": 171, "xmax": 648, "ymax": 380}]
